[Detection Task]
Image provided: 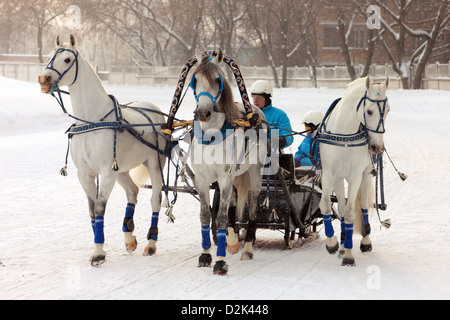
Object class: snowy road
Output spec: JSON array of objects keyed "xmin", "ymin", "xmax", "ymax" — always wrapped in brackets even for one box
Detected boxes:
[{"xmin": 0, "ymin": 77, "xmax": 449, "ymax": 300}]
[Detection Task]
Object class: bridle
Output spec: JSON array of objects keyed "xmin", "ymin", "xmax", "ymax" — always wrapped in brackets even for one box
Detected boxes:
[
  {"xmin": 356, "ymin": 91, "xmax": 388, "ymax": 135},
  {"xmin": 189, "ymin": 57, "xmax": 224, "ymax": 112},
  {"xmin": 45, "ymin": 46, "xmax": 79, "ymax": 94}
]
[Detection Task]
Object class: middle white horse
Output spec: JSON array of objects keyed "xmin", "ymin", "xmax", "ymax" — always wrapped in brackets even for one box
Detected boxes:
[{"xmin": 189, "ymin": 51, "xmax": 268, "ymax": 275}]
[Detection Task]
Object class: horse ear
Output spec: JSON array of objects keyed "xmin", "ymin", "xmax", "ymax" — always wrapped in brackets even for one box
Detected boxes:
[
  {"xmin": 69, "ymin": 34, "xmax": 76, "ymax": 47},
  {"xmin": 366, "ymin": 76, "xmax": 371, "ymax": 89},
  {"xmin": 217, "ymin": 49, "xmax": 224, "ymax": 63},
  {"xmin": 56, "ymin": 35, "xmax": 61, "ymax": 46}
]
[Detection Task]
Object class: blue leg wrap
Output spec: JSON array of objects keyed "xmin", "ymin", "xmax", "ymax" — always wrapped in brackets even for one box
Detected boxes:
[
  {"xmin": 91, "ymin": 219, "xmax": 95, "ymax": 234},
  {"xmin": 94, "ymin": 216, "xmax": 104, "ymax": 244},
  {"xmin": 216, "ymin": 229, "xmax": 227, "ymax": 257},
  {"xmin": 201, "ymin": 225, "xmax": 211, "ymax": 250},
  {"xmin": 344, "ymin": 223, "xmax": 353, "ymax": 249},
  {"xmin": 149, "ymin": 212, "xmax": 159, "ymax": 241},
  {"xmin": 362, "ymin": 208, "xmax": 371, "ymax": 233},
  {"xmin": 122, "ymin": 203, "xmax": 135, "ymax": 232},
  {"xmin": 323, "ymin": 214, "xmax": 334, "ymax": 238}
]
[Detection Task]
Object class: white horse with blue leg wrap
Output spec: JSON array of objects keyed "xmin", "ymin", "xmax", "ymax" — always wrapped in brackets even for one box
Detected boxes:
[
  {"xmin": 318, "ymin": 76, "xmax": 390, "ymax": 266},
  {"xmin": 39, "ymin": 34, "xmax": 167, "ymax": 265},
  {"xmin": 189, "ymin": 50, "xmax": 268, "ymax": 275}
]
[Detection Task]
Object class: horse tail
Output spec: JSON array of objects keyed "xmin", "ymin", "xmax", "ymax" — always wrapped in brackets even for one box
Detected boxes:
[
  {"xmin": 234, "ymin": 172, "xmax": 250, "ymax": 221},
  {"xmin": 354, "ymin": 183, "xmax": 375, "ymax": 235},
  {"xmin": 130, "ymin": 164, "xmax": 150, "ymax": 187}
]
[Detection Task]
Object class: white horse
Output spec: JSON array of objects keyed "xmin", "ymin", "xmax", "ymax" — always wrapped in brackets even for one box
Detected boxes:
[
  {"xmin": 189, "ymin": 51, "xmax": 268, "ymax": 275},
  {"xmin": 39, "ymin": 34, "xmax": 167, "ymax": 266},
  {"xmin": 318, "ymin": 76, "xmax": 390, "ymax": 266}
]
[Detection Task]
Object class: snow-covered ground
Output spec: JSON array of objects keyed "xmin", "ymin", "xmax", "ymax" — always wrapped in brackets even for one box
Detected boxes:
[{"xmin": 1, "ymin": 75, "xmax": 449, "ymax": 300}]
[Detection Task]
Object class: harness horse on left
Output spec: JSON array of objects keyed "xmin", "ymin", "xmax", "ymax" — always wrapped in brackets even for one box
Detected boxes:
[{"xmin": 39, "ymin": 35, "xmax": 168, "ymax": 266}]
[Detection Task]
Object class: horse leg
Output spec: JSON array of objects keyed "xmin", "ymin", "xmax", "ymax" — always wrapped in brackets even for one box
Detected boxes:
[
  {"xmin": 226, "ymin": 188, "xmax": 240, "ymax": 255},
  {"xmin": 86, "ymin": 173, "xmax": 117, "ymax": 266},
  {"xmin": 319, "ymin": 173, "xmax": 339, "ymax": 254},
  {"xmin": 117, "ymin": 172, "xmax": 139, "ymax": 253},
  {"xmin": 197, "ymin": 181, "xmax": 213, "ymax": 268},
  {"xmin": 213, "ymin": 178, "xmax": 234, "ymax": 275},
  {"xmin": 77, "ymin": 170, "xmax": 97, "ymax": 245},
  {"xmin": 341, "ymin": 177, "xmax": 363, "ymax": 267},
  {"xmin": 240, "ymin": 169, "xmax": 260, "ymax": 261},
  {"xmin": 358, "ymin": 171, "xmax": 373, "ymax": 253},
  {"xmin": 143, "ymin": 161, "xmax": 165, "ymax": 256},
  {"xmin": 333, "ymin": 179, "xmax": 346, "ymax": 257}
]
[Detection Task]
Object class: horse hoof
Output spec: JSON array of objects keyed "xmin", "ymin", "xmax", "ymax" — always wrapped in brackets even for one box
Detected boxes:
[
  {"xmin": 198, "ymin": 253, "xmax": 212, "ymax": 267},
  {"xmin": 240, "ymin": 251, "xmax": 254, "ymax": 261},
  {"xmin": 360, "ymin": 243, "xmax": 372, "ymax": 253},
  {"xmin": 143, "ymin": 247, "xmax": 157, "ymax": 256},
  {"xmin": 91, "ymin": 255, "xmax": 106, "ymax": 267},
  {"xmin": 326, "ymin": 242, "xmax": 339, "ymax": 255},
  {"xmin": 125, "ymin": 240, "xmax": 138, "ymax": 253},
  {"xmin": 227, "ymin": 241, "xmax": 240, "ymax": 255},
  {"xmin": 341, "ymin": 257, "xmax": 356, "ymax": 267},
  {"xmin": 213, "ymin": 261, "xmax": 228, "ymax": 276}
]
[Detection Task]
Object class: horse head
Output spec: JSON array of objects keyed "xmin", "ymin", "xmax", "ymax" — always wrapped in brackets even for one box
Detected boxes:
[
  {"xmin": 38, "ymin": 34, "xmax": 79, "ymax": 94},
  {"xmin": 191, "ymin": 49, "xmax": 235, "ymax": 122},
  {"xmin": 362, "ymin": 76, "xmax": 390, "ymax": 154}
]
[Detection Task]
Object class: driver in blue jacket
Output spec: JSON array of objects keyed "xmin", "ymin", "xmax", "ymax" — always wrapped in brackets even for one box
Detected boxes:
[
  {"xmin": 250, "ymin": 80, "xmax": 293, "ymax": 150},
  {"xmin": 294, "ymin": 110, "xmax": 323, "ymax": 167}
]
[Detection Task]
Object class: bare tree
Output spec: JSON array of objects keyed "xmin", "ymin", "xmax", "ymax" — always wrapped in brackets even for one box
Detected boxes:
[
  {"xmin": 16, "ymin": 0, "xmax": 68, "ymax": 63},
  {"xmin": 245, "ymin": 0, "xmax": 319, "ymax": 88},
  {"xmin": 371, "ymin": 0, "xmax": 449, "ymax": 89}
]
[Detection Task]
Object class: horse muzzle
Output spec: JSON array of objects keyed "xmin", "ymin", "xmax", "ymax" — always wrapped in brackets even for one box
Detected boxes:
[
  {"xmin": 369, "ymin": 143, "xmax": 384, "ymax": 154},
  {"xmin": 194, "ymin": 108, "xmax": 212, "ymax": 122},
  {"xmin": 38, "ymin": 75, "xmax": 54, "ymax": 94}
]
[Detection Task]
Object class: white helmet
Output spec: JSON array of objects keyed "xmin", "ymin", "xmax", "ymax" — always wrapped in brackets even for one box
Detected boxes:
[
  {"xmin": 250, "ymin": 80, "xmax": 273, "ymax": 97},
  {"xmin": 302, "ymin": 110, "xmax": 324, "ymax": 126}
]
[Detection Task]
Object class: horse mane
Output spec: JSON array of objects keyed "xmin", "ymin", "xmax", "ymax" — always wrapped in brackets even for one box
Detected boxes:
[{"xmin": 193, "ymin": 56, "xmax": 240, "ymax": 123}]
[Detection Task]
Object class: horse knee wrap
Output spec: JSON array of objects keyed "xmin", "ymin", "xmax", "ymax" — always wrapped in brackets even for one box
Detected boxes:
[
  {"xmin": 362, "ymin": 209, "xmax": 371, "ymax": 236},
  {"xmin": 344, "ymin": 223, "xmax": 353, "ymax": 249},
  {"xmin": 323, "ymin": 214, "xmax": 334, "ymax": 238},
  {"xmin": 122, "ymin": 203, "xmax": 135, "ymax": 233},
  {"xmin": 94, "ymin": 216, "xmax": 104, "ymax": 244},
  {"xmin": 147, "ymin": 212, "xmax": 159, "ymax": 241},
  {"xmin": 216, "ymin": 229, "xmax": 227, "ymax": 257},
  {"xmin": 201, "ymin": 225, "xmax": 211, "ymax": 250}
]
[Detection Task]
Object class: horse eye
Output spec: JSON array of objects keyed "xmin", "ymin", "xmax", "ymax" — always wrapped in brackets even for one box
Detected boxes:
[
  {"xmin": 367, "ymin": 110, "xmax": 373, "ymax": 116},
  {"xmin": 64, "ymin": 58, "xmax": 71, "ymax": 63}
]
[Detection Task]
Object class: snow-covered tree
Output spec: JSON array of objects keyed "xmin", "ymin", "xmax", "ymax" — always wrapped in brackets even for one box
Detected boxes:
[{"xmin": 371, "ymin": 0, "xmax": 449, "ymax": 89}]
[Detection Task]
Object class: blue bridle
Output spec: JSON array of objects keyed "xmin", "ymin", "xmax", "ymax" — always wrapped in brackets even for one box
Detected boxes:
[
  {"xmin": 189, "ymin": 71, "xmax": 224, "ymax": 111},
  {"xmin": 356, "ymin": 91, "xmax": 388, "ymax": 134},
  {"xmin": 45, "ymin": 46, "xmax": 79, "ymax": 94}
]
